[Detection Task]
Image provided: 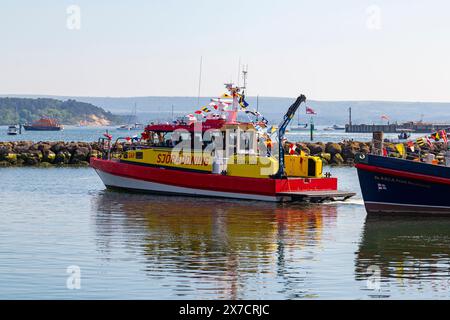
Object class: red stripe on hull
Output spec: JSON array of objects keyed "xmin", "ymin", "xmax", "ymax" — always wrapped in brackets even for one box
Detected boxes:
[
  {"xmin": 355, "ymin": 163, "xmax": 450, "ymax": 186},
  {"xmin": 90, "ymin": 158, "xmax": 337, "ymax": 196}
]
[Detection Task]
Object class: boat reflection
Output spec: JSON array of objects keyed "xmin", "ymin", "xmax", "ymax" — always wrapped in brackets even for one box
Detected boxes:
[
  {"xmin": 92, "ymin": 191, "xmax": 338, "ymax": 299},
  {"xmin": 356, "ymin": 216, "xmax": 450, "ymax": 295}
]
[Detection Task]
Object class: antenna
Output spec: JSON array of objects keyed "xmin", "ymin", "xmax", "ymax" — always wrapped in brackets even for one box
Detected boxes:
[
  {"xmin": 241, "ymin": 65, "xmax": 248, "ymax": 90},
  {"xmin": 237, "ymin": 57, "xmax": 241, "ymax": 87},
  {"xmin": 197, "ymin": 56, "xmax": 203, "ymax": 107}
]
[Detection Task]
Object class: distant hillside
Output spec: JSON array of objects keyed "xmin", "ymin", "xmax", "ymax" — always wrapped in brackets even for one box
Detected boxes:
[
  {"xmin": 3, "ymin": 94, "xmax": 450, "ymax": 126},
  {"xmin": 0, "ymin": 97, "xmax": 126, "ymax": 125}
]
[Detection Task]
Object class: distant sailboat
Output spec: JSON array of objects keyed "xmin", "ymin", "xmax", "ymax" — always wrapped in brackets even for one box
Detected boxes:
[
  {"xmin": 290, "ymin": 109, "xmax": 315, "ymax": 132},
  {"xmin": 117, "ymin": 103, "xmax": 141, "ymax": 131}
]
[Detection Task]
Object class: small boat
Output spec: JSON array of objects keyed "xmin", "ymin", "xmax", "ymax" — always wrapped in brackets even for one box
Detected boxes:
[
  {"xmin": 355, "ymin": 153, "xmax": 450, "ymax": 214},
  {"xmin": 116, "ymin": 125, "xmax": 131, "ymax": 131},
  {"xmin": 332, "ymin": 124, "xmax": 345, "ymax": 130},
  {"xmin": 397, "ymin": 129, "xmax": 413, "ymax": 140},
  {"xmin": 290, "ymin": 123, "xmax": 316, "ymax": 132},
  {"xmin": 7, "ymin": 125, "xmax": 18, "ymax": 135},
  {"xmin": 116, "ymin": 123, "xmax": 143, "ymax": 131},
  {"xmin": 117, "ymin": 104, "xmax": 141, "ymax": 131},
  {"xmin": 23, "ymin": 117, "xmax": 63, "ymax": 131},
  {"xmin": 91, "ymin": 82, "xmax": 354, "ymax": 203},
  {"xmin": 323, "ymin": 127, "xmax": 335, "ymax": 131}
]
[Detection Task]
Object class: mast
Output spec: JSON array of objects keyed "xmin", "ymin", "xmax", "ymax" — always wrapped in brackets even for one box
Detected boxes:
[
  {"xmin": 197, "ymin": 56, "xmax": 203, "ymax": 107},
  {"xmin": 256, "ymin": 95, "xmax": 259, "ymax": 120}
]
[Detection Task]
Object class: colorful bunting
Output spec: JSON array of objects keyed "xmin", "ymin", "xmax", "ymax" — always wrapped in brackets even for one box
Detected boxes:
[
  {"xmin": 239, "ymin": 94, "xmax": 249, "ymax": 109},
  {"xmin": 441, "ymin": 130, "xmax": 448, "ymax": 143}
]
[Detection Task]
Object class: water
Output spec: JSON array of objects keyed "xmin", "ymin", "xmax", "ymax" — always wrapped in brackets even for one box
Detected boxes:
[
  {"xmin": 0, "ymin": 125, "xmax": 446, "ymax": 299},
  {"xmin": 2, "ymin": 166, "xmax": 450, "ymax": 299},
  {"xmin": 0, "ymin": 125, "xmax": 426, "ymax": 143},
  {"xmin": 0, "ymin": 125, "xmax": 141, "ymax": 143}
]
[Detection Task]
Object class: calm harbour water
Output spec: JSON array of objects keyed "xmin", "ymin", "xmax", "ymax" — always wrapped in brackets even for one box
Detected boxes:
[{"xmin": 2, "ymin": 127, "xmax": 450, "ymax": 299}]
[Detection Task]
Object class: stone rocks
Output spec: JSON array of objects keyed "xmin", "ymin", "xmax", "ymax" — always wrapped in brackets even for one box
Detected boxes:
[
  {"xmin": 286, "ymin": 140, "xmax": 382, "ymax": 166},
  {"xmin": 325, "ymin": 142, "xmax": 342, "ymax": 156},
  {"xmin": 331, "ymin": 153, "xmax": 345, "ymax": 165},
  {"xmin": 307, "ymin": 142, "xmax": 325, "ymax": 155},
  {"xmin": 0, "ymin": 141, "xmax": 100, "ymax": 167}
]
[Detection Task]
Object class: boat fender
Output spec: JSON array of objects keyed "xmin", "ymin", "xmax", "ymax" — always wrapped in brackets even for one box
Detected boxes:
[{"xmin": 355, "ymin": 153, "xmax": 367, "ymax": 163}]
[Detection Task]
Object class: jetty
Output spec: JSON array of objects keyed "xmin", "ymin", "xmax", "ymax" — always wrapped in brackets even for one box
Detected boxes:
[
  {"xmin": 346, "ymin": 122, "xmax": 450, "ymax": 133},
  {"xmin": 344, "ymin": 107, "xmax": 450, "ymax": 133}
]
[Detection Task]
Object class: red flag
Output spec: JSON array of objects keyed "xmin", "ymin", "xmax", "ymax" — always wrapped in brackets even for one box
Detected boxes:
[
  {"xmin": 289, "ymin": 143, "xmax": 297, "ymax": 155},
  {"xmin": 407, "ymin": 141, "xmax": 415, "ymax": 152},
  {"xmin": 306, "ymin": 106, "xmax": 316, "ymax": 115},
  {"xmin": 194, "ymin": 110, "xmax": 202, "ymax": 114},
  {"xmin": 103, "ymin": 133, "xmax": 112, "ymax": 140},
  {"xmin": 141, "ymin": 132, "xmax": 149, "ymax": 140},
  {"xmin": 382, "ymin": 148, "xmax": 388, "ymax": 156}
]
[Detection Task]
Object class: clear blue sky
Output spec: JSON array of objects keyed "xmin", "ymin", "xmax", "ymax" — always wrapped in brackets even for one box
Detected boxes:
[{"xmin": 1, "ymin": 0, "xmax": 450, "ymax": 101}]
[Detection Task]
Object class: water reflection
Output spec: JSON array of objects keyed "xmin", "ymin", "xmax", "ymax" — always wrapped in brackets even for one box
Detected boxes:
[
  {"xmin": 356, "ymin": 216, "xmax": 450, "ymax": 297},
  {"xmin": 92, "ymin": 191, "xmax": 338, "ymax": 299}
]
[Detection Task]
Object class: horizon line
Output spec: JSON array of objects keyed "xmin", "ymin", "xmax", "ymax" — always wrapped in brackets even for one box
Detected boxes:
[{"xmin": 2, "ymin": 93, "xmax": 450, "ymax": 104}]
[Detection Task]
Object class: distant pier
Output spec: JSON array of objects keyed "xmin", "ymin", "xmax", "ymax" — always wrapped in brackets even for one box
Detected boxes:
[
  {"xmin": 345, "ymin": 107, "xmax": 450, "ymax": 133},
  {"xmin": 345, "ymin": 122, "xmax": 450, "ymax": 133}
]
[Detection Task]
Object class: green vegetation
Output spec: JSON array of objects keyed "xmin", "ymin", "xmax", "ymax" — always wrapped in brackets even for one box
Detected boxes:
[{"xmin": 0, "ymin": 97, "xmax": 125, "ymax": 125}]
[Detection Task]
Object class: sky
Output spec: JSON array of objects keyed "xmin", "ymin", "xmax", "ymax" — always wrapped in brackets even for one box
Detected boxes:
[{"xmin": 1, "ymin": 0, "xmax": 450, "ymax": 101}]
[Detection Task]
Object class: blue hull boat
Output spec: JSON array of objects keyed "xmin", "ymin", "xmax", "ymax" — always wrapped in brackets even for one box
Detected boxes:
[{"xmin": 355, "ymin": 153, "xmax": 450, "ymax": 214}]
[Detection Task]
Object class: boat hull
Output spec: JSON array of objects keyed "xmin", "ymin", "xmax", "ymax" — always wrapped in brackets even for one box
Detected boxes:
[
  {"xmin": 355, "ymin": 154, "xmax": 450, "ymax": 214},
  {"xmin": 91, "ymin": 158, "xmax": 339, "ymax": 202},
  {"xmin": 23, "ymin": 126, "xmax": 62, "ymax": 131}
]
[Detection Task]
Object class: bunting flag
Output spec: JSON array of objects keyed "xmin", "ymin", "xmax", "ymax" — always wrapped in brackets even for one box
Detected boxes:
[
  {"xmin": 239, "ymin": 94, "xmax": 249, "ymax": 109},
  {"xmin": 306, "ymin": 106, "xmax": 316, "ymax": 115},
  {"xmin": 431, "ymin": 131, "xmax": 441, "ymax": 141},
  {"xmin": 289, "ymin": 143, "xmax": 297, "ymax": 155},
  {"xmin": 221, "ymin": 93, "xmax": 232, "ymax": 99},
  {"xmin": 194, "ymin": 110, "xmax": 202, "ymax": 114},
  {"xmin": 407, "ymin": 141, "xmax": 415, "ymax": 152},
  {"xmin": 416, "ymin": 137, "xmax": 425, "ymax": 147},
  {"xmin": 103, "ymin": 133, "xmax": 112, "ymax": 140},
  {"xmin": 395, "ymin": 143, "xmax": 405, "ymax": 158},
  {"xmin": 425, "ymin": 136, "xmax": 433, "ymax": 147},
  {"xmin": 270, "ymin": 125, "xmax": 277, "ymax": 134},
  {"xmin": 201, "ymin": 106, "xmax": 211, "ymax": 113},
  {"xmin": 441, "ymin": 130, "xmax": 448, "ymax": 143},
  {"xmin": 381, "ymin": 115, "xmax": 389, "ymax": 121}
]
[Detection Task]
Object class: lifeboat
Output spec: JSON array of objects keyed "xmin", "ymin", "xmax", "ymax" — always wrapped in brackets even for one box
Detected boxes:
[{"xmin": 91, "ymin": 85, "xmax": 354, "ymax": 203}]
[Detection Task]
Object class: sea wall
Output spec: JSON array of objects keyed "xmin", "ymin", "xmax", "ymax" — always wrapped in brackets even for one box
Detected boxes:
[
  {"xmin": 0, "ymin": 141, "xmax": 102, "ymax": 167},
  {"xmin": 0, "ymin": 140, "xmax": 448, "ymax": 167}
]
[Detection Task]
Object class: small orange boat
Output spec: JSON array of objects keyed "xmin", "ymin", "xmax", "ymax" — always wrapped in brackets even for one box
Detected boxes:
[{"xmin": 23, "ymin": 117, "xmax": 63, "ymax": 131}]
